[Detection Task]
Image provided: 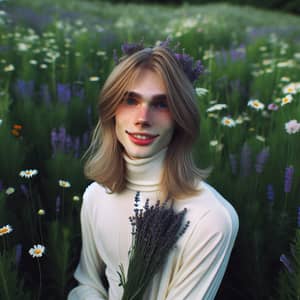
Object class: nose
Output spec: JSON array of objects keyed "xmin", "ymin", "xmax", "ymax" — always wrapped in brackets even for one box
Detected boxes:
[{"xmin": 135, "ymin": 104, "xmax": 151, "ymax": 127}]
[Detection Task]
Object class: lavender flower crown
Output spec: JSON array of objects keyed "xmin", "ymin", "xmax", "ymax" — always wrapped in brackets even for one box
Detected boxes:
[{"xmin": 113, "ymin": 38, "xmax": 205, "ymax": 85}]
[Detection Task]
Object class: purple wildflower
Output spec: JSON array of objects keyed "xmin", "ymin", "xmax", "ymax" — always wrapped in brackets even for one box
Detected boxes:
[
  {"xmin": 113, "ymin": 49, "xmax": 119, "ymax": 65},
  {"xmin": 0, "ymin": 180, "xmax": 3, "ymax": 192},
  {"xmin": 56, "ymin": 195, "xmax": 61, "ymax": 213},
  {"xmin": 51, "ymin": 129, "xmax": 58, "ymax": 154},
  {"xmin": 255, "ymin": 148, "xmax": 269, "ymax": 173},
  {"xmin": 87, "ymin": 105, "xmax": 92, "ymax": 128},
  {"xmin": 267, "ymin": 103, "xmax": 279, "ymax": 111},
  {"xmin": 14, "ymin": 79, "xmax": 35, "ymax": 99},
  {"xmin": 297, "ymin": 207, "xmax": 300, "ymax": 228},
  {"xmin": 240, "ymin": 143, "xmax": 252, "ymax": 177},
  {"xmin": 267, "ymin": 184, "xmax": 275, "ymax": 203},
  {"xmin": 58, "ymin": 127, "xmax": 67, "ymax": 151},
  {"xmin": 284, "ymin": 166, "xmax": 294, "ymax": 193},
  {"xmin": 57, "ymin": 83, "xmax": 71, "ymax": 104},
  {"xmin": 72, "ymin": 83, "xmax": 84, "ymax": 100},
  {"xmin": 229, "ymin": 154, "xmax": 238, "ymax": 175},
  {"xmin": 65, "ymin": 135, "xmax": 72, "ymax": 153},
  {"xmin": 280, "ymin": 254, "xmax": 294, "ymax": 273},
  {"xmin": 20, "ymin": 184, "xmax": 29, "ymax": 197},
  {"xmin": 40, "ymin": 84, "xmax": 51, "ymax": 105},
  {"xmin": 15, "ymin": 243, "xmax": 23, "ymax": 267},
  {"xmin": 73, "ymin": 137, "xmax": 80, "ymax": 158}
]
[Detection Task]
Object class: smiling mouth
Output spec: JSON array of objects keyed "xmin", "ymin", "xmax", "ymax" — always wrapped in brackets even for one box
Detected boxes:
[{"xmin": 126, "ymin": 130, "xmax": 159, "ymax": 145}]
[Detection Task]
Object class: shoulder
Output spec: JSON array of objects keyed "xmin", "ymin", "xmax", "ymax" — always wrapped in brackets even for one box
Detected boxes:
[
  {"xmin": 81, "ymin": 181, "xmax": 110, "ymax": 211},
  {"xmin": 177, "ymin": 181, "xmax": 239, "ymax": 240}
]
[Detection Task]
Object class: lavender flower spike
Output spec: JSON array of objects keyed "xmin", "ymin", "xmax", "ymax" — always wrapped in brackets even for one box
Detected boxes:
[
  {"xmin": 284, "ymin": 166, "xmax": 294, "ymax": 193},
  {"xmin": 15, "ymin": 244, "xmax": 23, "ymax": 267},
  {"xmin": 266, "ymin": 184, "xmax": 275, "ymax": 203},
  {"xmin": 255, "ymin": 148, "xmax": 269, "ymax": 174},
  {"xmin": 280, "ymin": 254, "xmax": 294, "ymax": 273},
  {"xmin": 297, "ymin": 207, "xmax": 300, "ymax": 228}
]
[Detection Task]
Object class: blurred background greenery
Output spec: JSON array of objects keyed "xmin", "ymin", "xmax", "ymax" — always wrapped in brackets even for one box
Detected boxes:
[{"xmin": 0, "ymin": 0, "xmax": 300, "ymax": 299}]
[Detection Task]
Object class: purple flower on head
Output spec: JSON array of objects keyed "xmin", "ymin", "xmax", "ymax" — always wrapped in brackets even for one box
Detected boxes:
[
  {"xmin": 121, "ymin": 41, "xmax": 144, "ymax": 56},
  {"xmin": 174, "ymin": 53, "xmax": 204, "ymax": 84},
  {"xmin": 284, "ymin": 166, "xmax": 294, "ymax": 193},
  {"xmin": 280, "ymin": 254, "xmax": 294, "ymax": 273},
  {"xmin": 267, "ymin": 184, "xmax": 275, "ymax": 203},
  {"xmin": 255, "ymin": 148, "xmax": 269, "ymax": 173},
  {"xmin": 15, "ymin": 243, "xmax": 23, "ymax": 267}
]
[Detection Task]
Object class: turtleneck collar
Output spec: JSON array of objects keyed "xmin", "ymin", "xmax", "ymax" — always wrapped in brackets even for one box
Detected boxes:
[{"xmin": 123, "ymin": 147, "xmax": 167, "ymax": 192}]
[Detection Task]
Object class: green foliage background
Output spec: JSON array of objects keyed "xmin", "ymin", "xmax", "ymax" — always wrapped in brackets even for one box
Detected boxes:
[{"xmin": 0, "ymin": 0, "xmax": 300, "ymax": 299}]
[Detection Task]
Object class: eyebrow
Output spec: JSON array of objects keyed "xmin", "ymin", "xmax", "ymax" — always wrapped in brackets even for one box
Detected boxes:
[{"xmin": 124, "ymin": 91, "xmax": 167, "ymax": 101}]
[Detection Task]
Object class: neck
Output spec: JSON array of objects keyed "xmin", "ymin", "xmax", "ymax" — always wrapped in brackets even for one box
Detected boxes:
[{"xmin": 123, "ymin": 148, "xmax": 167, "ymax": 192}]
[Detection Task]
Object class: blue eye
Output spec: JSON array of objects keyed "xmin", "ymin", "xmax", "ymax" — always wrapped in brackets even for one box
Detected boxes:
[
  {"xmin": 153, "ymin": 101, "xmax": 168, "ymax": 109},
  {"xmin": 125, "ymin": 98, "xmax": 137, "ymax": 105}
]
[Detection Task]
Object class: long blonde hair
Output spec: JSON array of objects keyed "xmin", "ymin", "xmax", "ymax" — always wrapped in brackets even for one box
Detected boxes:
[{"xmin": 84, "ymin": 46, "xmax": 208, "ymax": 199}]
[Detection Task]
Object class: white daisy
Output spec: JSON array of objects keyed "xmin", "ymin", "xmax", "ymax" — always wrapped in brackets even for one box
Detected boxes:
[
  {"xmin": 19, "ymin": 169, "xmax": 38, "ymax": 178},
  {"xmin": 59, "ymin": 180, "xmax": 71, "ymax": 188},
  {"xmin": 248, "ymin": 99, "xmax": 265, "ymax": 110},
  {"xmin": 29, "ymin": 244, "xmax": 45, "ymax": 258},
  {"xmin": 0, "ymin": 224, "xmax": 13, "ymax": 236}
]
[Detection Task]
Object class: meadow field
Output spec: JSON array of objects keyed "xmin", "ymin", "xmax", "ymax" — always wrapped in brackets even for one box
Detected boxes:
[{"xmin": 0, "ymin": 0, "xmax": 300, "ymax": 299}]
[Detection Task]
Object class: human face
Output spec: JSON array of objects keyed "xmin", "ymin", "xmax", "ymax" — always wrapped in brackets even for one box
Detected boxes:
[{"xmin": 115, "ymin": 69, "xmax": 175, "ymax": 159}]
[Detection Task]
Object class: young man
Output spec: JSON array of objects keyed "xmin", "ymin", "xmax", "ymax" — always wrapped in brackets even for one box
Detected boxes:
[{"xmin": 68, "ymin": 44, "xmax": 239, "ymax": 300}]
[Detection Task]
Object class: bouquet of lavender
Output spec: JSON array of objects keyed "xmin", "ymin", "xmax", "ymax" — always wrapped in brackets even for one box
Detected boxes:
[{"xmin": 118, "ymin": 192, "xmax": 190, "ymax": 300}]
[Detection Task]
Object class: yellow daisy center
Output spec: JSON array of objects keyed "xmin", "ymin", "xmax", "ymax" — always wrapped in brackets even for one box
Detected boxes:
[
  {"xmin": 225, "ymin": 119, "xmax": 231, "ymax": 124},
  {"xmin": 34, "ymin": 249, "xmax": 42, "ymax": 255},
  {"xmin": 0, "ymin": 228, "xmax": 8, "ymax": 234}
]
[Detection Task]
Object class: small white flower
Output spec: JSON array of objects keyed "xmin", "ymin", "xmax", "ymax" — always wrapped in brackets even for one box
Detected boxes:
[
  {"xmin": 40, "ymin": 64, "xmax": 47, "ymax": 69},
  {"xmin": 4, "ymin": 64, "xmax": 14, "ymax": 72},
  {"xmin": 280, "ymin": 76, "xmax": 290, "ymax": 82},
  {"xmin": 96, "ymin": 50, "xmax": 106, "ymax": 56},
  {"xmin": 0, "ymin": 119, "xmax": 2, "ymax": 126},
  {"xmin": 37, "ymin": 209, "xmax": 45, "ymax": 215},
  {"xmin": 29, "ymin": 244, "xmax": 45, "ymax": 258},
  {"xmin": 89, "ymin": 76, "xmax": 100, "ymax": 82},
  {"xmin": 0, "ymin": 224, "xmax": 13, "ymax": 236},
  {"xmin": 282, "ymin": 82, "xmax": 300, "ymax": 94},
  {"xmin": 221, "ymin": 117, "xmax": 236, "ymax": 127},
  {"xmin": 5, "ymin": 187, "xmax": 15, "ymax": 195},
  {"xmin": 17, "ymin": 43, "xmax": 29, "ymax": 51},
  {"xmin": 206, "ymin": 103, "xmax": 227, "ymax": 112},
  {"xmin": 209, "ymin": 140, "xmax": 218, "ymax": 147},
  {"xmin": 29, "ymin": 60, "xmax": 38, "ymax": 65},
  {"xmin": 256, "ymin": 135, "xmax": 266, "ymax": 142},
  {"xmin": 281, "ymin": 94, "xmax": 293, "ymax": 106},
  {"xmin": 59, "ymin": 180, "xmax": 71, "ymax": 188},
  {"xmin": 285, "ymin": 120, "xmax": 300, "ymax": 134},
  {"xmin": 73, "ymin": 195, "xmax": 80, "ymax": 201},
  {"xmin": 195, "ymin": 88, "xmax": 208, "ymax": 97},
  {"xmin": 19, "ymin": 169, "xmax": 38, "ymax": 178},
  {"xmin": 248, "ymin": 99, "xmax": 265, "ymax": 110}
]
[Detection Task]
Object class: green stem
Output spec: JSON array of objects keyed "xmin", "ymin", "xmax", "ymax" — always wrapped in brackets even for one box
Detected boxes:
[
  {"xmin": 37, "ymin": 259, "xmax": 42, "ymax": 300},
  {"xmin": 0, "ymin": 256, "xmax": 11, "ymax": 300}
]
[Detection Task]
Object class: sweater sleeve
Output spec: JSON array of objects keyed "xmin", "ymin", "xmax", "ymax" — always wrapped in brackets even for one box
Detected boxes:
[
  {"xmin": 165, "ymin": 206, "xmax": 239, "ymax": 300},
  {"xmin": 67, "ymin": 186, "xmax": 109, "ymax": 300}
]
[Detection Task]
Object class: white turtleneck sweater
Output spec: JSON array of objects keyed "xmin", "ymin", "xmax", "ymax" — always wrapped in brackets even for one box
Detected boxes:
[{"xmin": 68, "ymin": 148, "xmax": 239, "ymax": 300}]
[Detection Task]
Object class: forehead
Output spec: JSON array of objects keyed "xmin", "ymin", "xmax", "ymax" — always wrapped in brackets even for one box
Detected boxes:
[{"xmin": 127, "ymin": 68, "xmax": 167, "ymax": 96}]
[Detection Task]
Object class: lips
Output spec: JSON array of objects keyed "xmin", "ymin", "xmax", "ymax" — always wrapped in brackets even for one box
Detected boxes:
[{"xmin": 126, "ymin": 130, "xmax": 159, "ymax": 146}]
